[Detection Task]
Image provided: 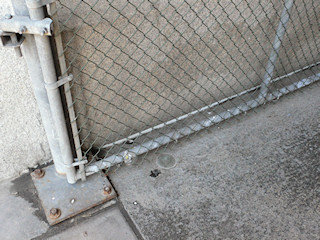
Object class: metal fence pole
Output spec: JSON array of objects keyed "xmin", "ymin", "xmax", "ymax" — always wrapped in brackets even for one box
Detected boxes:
[
  {"xmin": 48, "ymin": 2, "xmax": 86, "ymax": 181},
  {"xmin": 259, "ymin": 0, "xmax": 294, "ymax": 98},
  {"xmin": 27, "ymin": 2, "xmax": 77, "ymax": 184},
  {"xmin": 7, "ymin": 0, "xmax": 69, "ymax": 174},
  {"xmin": 21, "ymin": 36, "xmax": 67, "ymax": 174}
]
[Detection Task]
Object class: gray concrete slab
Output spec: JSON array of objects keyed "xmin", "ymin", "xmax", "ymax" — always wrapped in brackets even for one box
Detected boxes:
[
  {"xmin": 49, "ymin": 206, "xmax": 137, "ymax": 240},
  {"xmin": 0, "ymin": 173, "xmax": 137, "ymax": 240},
  {"xmin": 0, "ymin": 180, "xmax": 49, "ymax": 240},
  {"xmin": 110, "ymin": 83, "xmax": 320, "ymax": 240}
]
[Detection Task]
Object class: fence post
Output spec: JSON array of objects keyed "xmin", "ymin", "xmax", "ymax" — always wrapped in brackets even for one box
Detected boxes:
[
  {"xmin": 1, "ymin": 0, "xmax": 118, "ymax": 219},
  {"xmin": 1, "ymin": 0, "xmax": 78, "ymax": 183},
  {"xmin": 259, "ymin": 0, "xmax": 294, "ymax": 98},
  {"xmin": 3, "ymin": 0, "xmax": 69, "ymax": 175},
  {"xmin": 47, "ymin": 2, "xmax": 86, "ymax": 181},
  {"xmin": 25, "ymin": 1, "xmax": 77, "ymax": 184}
]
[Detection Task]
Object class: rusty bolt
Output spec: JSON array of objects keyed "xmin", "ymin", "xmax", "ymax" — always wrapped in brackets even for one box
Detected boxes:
[
  {"xmin": 33, "ymin": 169, "xmax": 45, "ymax": 179},
  {"xmin": 49, "ymin": 208, "xmax": 61, "ymax": 219},
  {"xmin": 103, "ymin": 186, "xmax": 112, "ymax": 195}
]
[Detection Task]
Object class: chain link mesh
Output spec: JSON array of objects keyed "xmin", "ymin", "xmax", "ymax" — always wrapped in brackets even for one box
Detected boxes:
[{"xmin": 54, "ymin": 0, "xmax": 320, "ymax": 174}]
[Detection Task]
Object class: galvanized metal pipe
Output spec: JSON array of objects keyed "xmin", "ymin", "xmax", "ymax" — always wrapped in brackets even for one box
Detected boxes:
[
  {"xmin": 102, "ymin": 61, "xmax": 320, "ymax": 149},
  {"xmin": 86, "ymin": 72, "xmax": 320, "ymax": 175},
  {"xmin": 27, "ymin": 4, "xmax": 76, "ymax": 184},
  {"xmin": 0, "ymin": 15, "xmax": 53, "ymax": 36},
  {"xmin": 47, "ymin": 3, "xmax": 86, "ymax": 181},
  {"xmin": 9, "ymin": 0, "xmax": 67, "ymax": 174},
  {"xmin": 21, "ymin": 35, "xmax": 66, "ymax": 174},
  {"xmin": 260, "ymin": 0, "xmax": 294, "ymax": 98}
]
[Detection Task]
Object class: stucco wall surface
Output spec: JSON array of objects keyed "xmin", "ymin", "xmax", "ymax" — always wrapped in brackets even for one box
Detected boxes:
[{"xmin": 0, "ymin": 0, "xmax": 51, "ymax": 180}]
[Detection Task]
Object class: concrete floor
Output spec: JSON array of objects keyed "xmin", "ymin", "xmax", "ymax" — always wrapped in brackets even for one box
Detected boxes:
[
  {"xmin": 0, "ymin": 82, "xmax": 319, "ymax": 239},
  {"xmin": 0, "ymin": 175, "xmax": 137, "ymax": 240},
  {"xmin": 110, "ymin": 82, "xmax": 320, "ymax": 240}
]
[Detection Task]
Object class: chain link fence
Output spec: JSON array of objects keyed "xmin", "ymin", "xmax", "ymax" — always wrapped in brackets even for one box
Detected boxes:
[{"xmin": 53, "ymin": 0, "xmax": 319, "ymax": 174}]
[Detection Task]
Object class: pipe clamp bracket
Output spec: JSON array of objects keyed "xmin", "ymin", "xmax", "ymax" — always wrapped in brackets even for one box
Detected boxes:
[
  {"xmin": 45, "ymin": 74, "xmax": 73, "ymax": 90},
  {"xmin": 0, "ymin": 16, "xmax": 53, "ymax": 36}
]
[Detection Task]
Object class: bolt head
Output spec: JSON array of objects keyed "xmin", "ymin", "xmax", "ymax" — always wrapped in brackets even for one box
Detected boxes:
[
  {"xmin": 33, "ymin": 169, "xmax": 45, "ymax": 178},
  {"xmin": 103, "ymin": 186, "xmax": 112, "ymax": 195},
  {"xmin": 41, "ymin": 28, "xmax": 47, "ymax": 36},
  {"xmin": 50, "ymin": 208, "xmax": 57, "ymax": 214},
  {"xmin": 49, "ymin": 208, "xmax": 61, "ymax": 219},
  {"xmin": 19, "ymin": 26, "xmax": 27, "ymax": 34},
  {"xmin": 4, "ymin": 14, "xmax": 12, "ymax": 19}
]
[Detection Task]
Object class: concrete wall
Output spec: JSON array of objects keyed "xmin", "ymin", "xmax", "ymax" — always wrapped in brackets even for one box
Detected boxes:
[
  {"xmin": 0, "ymin": 0, "xmax": 51, "ymax": 180},
  {"xmin": 56, "ymin": 0, "xmax": 320, "ymax": 153}
]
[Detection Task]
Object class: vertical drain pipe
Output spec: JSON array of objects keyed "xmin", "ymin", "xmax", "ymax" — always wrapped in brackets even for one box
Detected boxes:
[
  {"xmin": 27, "ymin": 2, "xmax": 76, "ymax": 184},
  {"xmin": 260, "ymin": 0, "xmax": 294, "ymax": 98}
]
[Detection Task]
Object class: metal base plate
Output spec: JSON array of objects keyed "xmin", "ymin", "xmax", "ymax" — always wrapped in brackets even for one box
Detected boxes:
[{"xmin": 31, "ymin": 165, "xmax": 116, "ymax": 225}]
